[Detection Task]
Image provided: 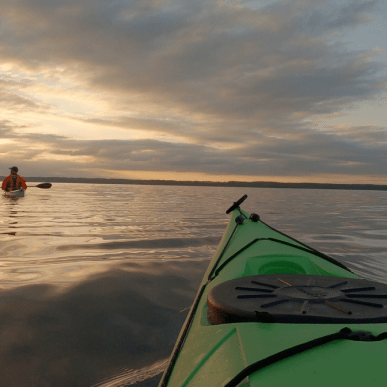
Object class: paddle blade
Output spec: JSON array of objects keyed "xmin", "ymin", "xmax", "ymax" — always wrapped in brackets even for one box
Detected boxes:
[{"xmin": 35, "ymin": 183, "xmax": 52, "ymax": 189}]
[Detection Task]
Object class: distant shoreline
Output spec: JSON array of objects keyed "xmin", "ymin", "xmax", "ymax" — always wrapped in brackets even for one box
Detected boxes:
[{"xmin": 4, "ymin": 176, "xmax": 387, "ymax": 191}]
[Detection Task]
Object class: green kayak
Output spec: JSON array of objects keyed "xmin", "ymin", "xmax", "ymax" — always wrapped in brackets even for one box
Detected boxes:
[{"xmin": 159, "ymin": 195, "xmax": 387, "ymax": 387}]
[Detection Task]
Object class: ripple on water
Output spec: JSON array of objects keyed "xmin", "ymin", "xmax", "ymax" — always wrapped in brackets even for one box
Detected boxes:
[
  {"xmin": 0, "ymin": 184, "xmax": 387, "ymax": 386},
  {"xmin": 92, "ymin": 359, "xmax": 168, "ymax": 387}
]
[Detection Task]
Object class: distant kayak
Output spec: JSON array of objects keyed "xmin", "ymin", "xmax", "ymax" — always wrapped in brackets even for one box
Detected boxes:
[
  {"xmin": 159, "ymin": 195, "xmax": 387, "ymax": 387},
  {"xmin": 4, "ymin": 189, "xmax": 25, "ymax": 198}
]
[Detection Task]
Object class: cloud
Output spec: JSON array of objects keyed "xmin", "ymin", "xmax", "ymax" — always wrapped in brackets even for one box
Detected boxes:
[
  {"xmin": 0, "ymin": 90, "xmax": 48, "ymax": 111},
  {"xmin": 1, "ymin": 1, "xmax": 383, "ymax": 105},
  {"xmin": 1, "ymin": 116, "xmax": 386, "ymax": 182},
  {"xmin": 0, "ymin": 0, "xmax": 385, "ymax": 182}
]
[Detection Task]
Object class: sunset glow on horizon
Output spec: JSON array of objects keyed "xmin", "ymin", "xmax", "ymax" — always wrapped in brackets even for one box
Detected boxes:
[{"xmin": 1, "ymin": 0, "xmax": 386, "ymax": 184}]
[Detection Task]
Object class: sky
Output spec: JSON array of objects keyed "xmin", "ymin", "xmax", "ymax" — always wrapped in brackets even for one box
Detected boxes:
[{"xmin": 0, "ymin": 0, "xmax": 386, "ymax": 183}]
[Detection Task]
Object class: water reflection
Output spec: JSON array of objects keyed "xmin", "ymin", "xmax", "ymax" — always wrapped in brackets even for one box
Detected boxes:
[
  {"xmin": 0, "ymin": 184, "xmax": 386, "ymax": 386},
  {"xmin": 1, "ymin": 198, "xmax": 20, "ymax": 235},
  {"xmin": 0, "ymin": 259, "xmax": 208, "ymax": 387}
]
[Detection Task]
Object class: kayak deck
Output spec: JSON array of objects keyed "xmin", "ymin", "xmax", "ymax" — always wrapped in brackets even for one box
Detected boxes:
[{"xmin": 159, "ymin": 197, "xmax": 387, "ymax": 387}]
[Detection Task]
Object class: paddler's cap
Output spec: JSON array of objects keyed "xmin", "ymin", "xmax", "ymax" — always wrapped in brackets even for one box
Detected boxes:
[{"xmin": 9, "ymin": 166, "xmax": 18, "ymax": 172}]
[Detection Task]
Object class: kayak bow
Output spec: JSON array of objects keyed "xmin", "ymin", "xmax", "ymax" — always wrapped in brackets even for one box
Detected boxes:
[{"xmin": 159, "ymin": 195, "xmax": 387, "ymax": 387}]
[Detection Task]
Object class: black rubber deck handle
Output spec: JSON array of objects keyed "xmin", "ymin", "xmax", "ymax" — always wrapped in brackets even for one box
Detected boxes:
[{"xmin": 226, "ymin": 194, "xmax": 248, "ymax": 214}]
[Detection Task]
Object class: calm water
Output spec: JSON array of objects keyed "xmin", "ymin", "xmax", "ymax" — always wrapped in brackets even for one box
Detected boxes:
[{"xmin": 1, "ymin": 183, "xmax": 387, "ymax": 386}]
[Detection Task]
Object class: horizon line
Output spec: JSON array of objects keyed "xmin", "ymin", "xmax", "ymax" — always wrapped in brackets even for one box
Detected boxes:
[{"xmin": 3, "ymin": 176, "xmax": 387, "ymax": 191}]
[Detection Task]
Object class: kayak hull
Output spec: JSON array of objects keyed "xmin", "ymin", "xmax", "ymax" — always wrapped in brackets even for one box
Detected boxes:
[
  {"xmin": 4, "ymin": 189, "xmax": 25, "ymax": 198},
  {"xmin": 159, "ymin": 197, "xmax": 387, "ymax": 387}
]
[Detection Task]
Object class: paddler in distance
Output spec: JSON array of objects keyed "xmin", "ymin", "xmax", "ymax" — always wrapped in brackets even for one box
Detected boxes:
[{"xmin": 2, "ymin": 166, "xmax": 28, "ymax": 192}]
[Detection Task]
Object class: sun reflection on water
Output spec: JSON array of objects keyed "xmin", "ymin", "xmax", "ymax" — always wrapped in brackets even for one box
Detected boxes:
[{"xmin": 0, "ymin": 184, "xmax": 386, "ymax": 386}]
